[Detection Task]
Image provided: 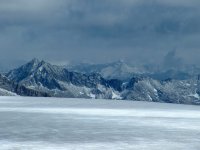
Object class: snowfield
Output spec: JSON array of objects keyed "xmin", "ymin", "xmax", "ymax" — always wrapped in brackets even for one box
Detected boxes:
[{"xmin": 0, "ymin": 97, "xmax": 200, "ymax": 150}]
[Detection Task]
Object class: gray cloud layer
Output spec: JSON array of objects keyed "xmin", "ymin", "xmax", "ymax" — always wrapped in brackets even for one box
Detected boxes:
[{"xmin": 0, "ymin": 0, "xmax": 200, "ymax": 69}]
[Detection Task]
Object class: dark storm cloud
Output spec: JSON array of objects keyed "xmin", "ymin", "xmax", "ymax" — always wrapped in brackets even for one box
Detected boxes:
[{"xmin": 0, "ymin": 0, "xmax": 200, "ymax": 69}]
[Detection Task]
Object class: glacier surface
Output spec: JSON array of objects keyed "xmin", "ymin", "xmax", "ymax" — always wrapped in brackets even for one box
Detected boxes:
[{"xmin": 0, "ymin": 97, "xmax": 200, "ymax": 150}]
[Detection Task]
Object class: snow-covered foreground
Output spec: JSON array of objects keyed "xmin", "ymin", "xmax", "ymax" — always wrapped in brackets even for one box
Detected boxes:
[{"xmin": 0, "ymin": 97, "xmax": 200, "ymax": 150}]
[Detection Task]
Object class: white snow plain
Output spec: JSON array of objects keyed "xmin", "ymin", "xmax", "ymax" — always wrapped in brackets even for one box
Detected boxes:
[{"xmin": 0, "ymin": 96, "xmax": 200, "ymax": 150}]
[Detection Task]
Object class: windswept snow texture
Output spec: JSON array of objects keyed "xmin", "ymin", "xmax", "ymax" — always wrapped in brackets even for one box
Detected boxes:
[{"xmin": 0, "ymin": 97, "xmax": 200, "ymax": 150}]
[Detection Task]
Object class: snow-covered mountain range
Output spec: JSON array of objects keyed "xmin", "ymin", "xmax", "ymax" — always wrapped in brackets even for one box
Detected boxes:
[
  {"xmin": 68, "ymin": 60, "xmax": 200, "ymax": 80},
  {"xmin": 67, "ymin": 60, "xmax": 147, "ymax": 80},
  {"xmin": 0, "ymin": 58, "xmax": 200, "ymax": 105}
]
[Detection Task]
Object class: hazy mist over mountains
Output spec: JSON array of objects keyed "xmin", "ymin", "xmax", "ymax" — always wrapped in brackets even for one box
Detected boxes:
[
  {"xmin": 1, "ymin": 49, "xmax": 199, "ymax": 80},
  {"xmin": 0, "ymin": 0, "xmax": 200, "ymax": 70}
]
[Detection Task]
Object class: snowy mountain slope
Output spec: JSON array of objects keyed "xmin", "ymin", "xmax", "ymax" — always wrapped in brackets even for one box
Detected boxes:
[
  {"xmin": 6, "ymin": 59, "xmax": 122, "ymax": 99},
  {"xmin": 0, "ymin": 88, "xmax": 16, "ymax": 96},
  {"xmin": 0, "ymin": 73, "xmax": 49, "ymax": 97},
  {"xmin": 122, "ymin": 76, "xmax": 200, "ymax": 104}
]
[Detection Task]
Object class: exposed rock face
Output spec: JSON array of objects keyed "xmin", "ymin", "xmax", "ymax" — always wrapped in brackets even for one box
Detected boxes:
[
  {"xmin": 122, "ymin": 77, "xmax": 200, "ymax": 105},
  {"xmin": 0, "ymin": 73, "xmax": 49, "ymax": 97}
]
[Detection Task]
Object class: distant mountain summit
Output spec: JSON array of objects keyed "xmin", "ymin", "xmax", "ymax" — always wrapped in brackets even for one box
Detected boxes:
[
  {"xmin": 7, "ymin": 58, "xmax": 68, "ymax": 88},
  {"xmin": 68, "ymin": 60, "xmax": 200, "ymax": 81},
  {"xmin": 68, "ymin": 60, "xmax": 146, "ymax": 80}
]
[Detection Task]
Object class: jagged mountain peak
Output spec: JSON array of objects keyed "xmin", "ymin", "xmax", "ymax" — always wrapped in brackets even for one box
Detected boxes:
[
  {"xmin": 6, "ymin": 59, "xmax": 59, "ymax": 82},
  {"xmin": 27, "ymin": 58, "xmax": 50, "ymax": 68},
  {"xmin": 30, "ymin": 58, "xmax": 40, "ymax": 64},
  {"xmin": 22, "ymin": 59, "xmax": 61, "ymax": 73},
  {"xmin": 25, "ymin": 58, "xmax": 45, "ymax": 70},
  {"xmin": 20, "ymin": 58, "xmax": 44, "ymax": 72}
]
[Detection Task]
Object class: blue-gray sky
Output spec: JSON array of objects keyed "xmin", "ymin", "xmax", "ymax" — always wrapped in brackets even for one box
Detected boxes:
[{"xmin": 0, "ymin": 0, "xmax": 200, "ymax": 70}]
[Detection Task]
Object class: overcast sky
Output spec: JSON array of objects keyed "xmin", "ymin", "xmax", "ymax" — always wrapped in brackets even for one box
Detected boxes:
[{"xmin": 0, "ymin": 0, "xmax": 200, "ymax": 70}]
